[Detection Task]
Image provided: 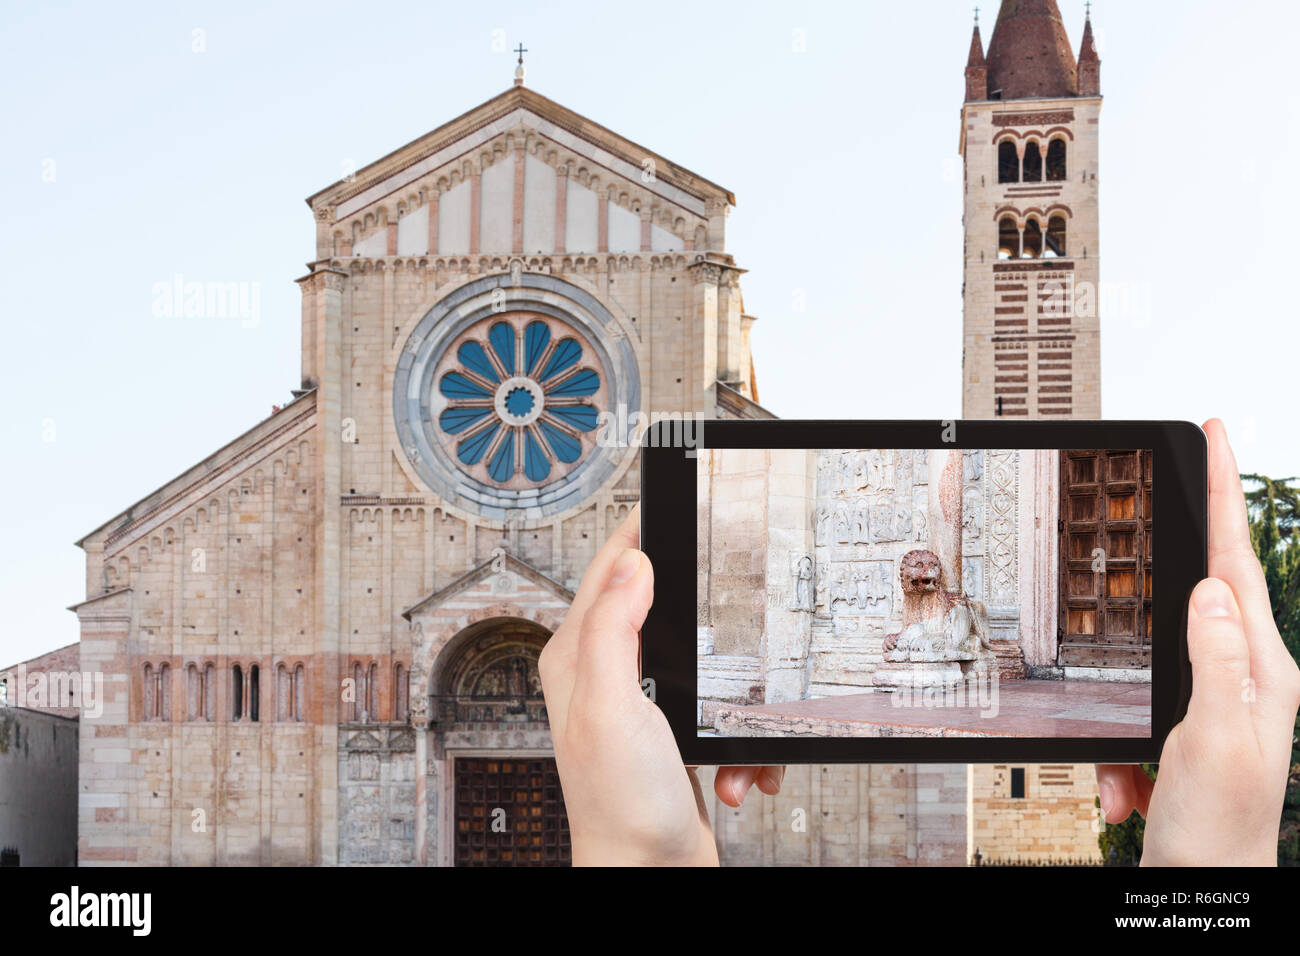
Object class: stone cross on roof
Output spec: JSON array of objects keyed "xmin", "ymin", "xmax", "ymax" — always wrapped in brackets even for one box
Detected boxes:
[{"xmin": 513, "ymin": 42, "xmax": 528, "ymax": 86}]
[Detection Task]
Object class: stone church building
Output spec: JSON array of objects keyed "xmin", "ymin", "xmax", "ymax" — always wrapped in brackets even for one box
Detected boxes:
[
  {"xmin": 73, "ymin": 61, "xmax": 763, "ymax": 865},
  {"xmin": 70, "ymin": 0, "xmax": 1109, "ymax": 866}
]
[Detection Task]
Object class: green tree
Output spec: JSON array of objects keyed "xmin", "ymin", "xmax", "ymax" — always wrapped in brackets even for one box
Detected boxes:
[
  {"xmin": 1244, "ymin": 474, "xmax": 1300, "ymax": 865},
  {"xmin": 1243, "ymin": 474, "xmax": 1300, "ymax": 659}
]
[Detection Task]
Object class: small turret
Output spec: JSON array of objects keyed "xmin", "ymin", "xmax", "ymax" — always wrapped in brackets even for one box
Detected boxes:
[
  {"xmin": 965, "ymin": 18, "xmax": 988, "ymax": 101},
  {"xmin": 1077, "ymin": 10, "xmax": 1100, "ymax": 96}
]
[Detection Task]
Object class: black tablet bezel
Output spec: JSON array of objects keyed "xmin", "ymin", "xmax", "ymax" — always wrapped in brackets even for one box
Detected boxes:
[{"xmin": 641, "ymin": 420, "xmax": 1206, "ymax": 765}]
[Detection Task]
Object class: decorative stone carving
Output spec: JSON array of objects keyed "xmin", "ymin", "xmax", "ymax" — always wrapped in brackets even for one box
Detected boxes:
[
  {"xmin": 789, "ymin": 553, "xmax": 814, "ymax": 612},
  {"xmin": 851, "ymin": 499, "xmax": 870, "ymax": 543},
  {"xmin": 833, "ymin": 503, "xmax": 850, "ymax": 543},
  {"xmin": 987, "ymin": 450, "xmax": 1019, "ymax": 604},
  {"xmin": 815, "ymin": 506, "xmax": 831, "ymax": 546},
  {"xmin": 962, "ymin": 485, "xmax": 983, "ymax": 540},
  {"xmin": 963, "ymin": 557, "xmax": 983, "ymax": 601},
  {"xmin": 851, "ymin": 561, "xmax": 892, "ymax": 616}
]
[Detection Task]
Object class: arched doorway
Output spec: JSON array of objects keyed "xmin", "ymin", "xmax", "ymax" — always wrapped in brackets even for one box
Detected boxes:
[{"xmin": 426, "ymin": 618, "xmax": 571, "ymax": 867}]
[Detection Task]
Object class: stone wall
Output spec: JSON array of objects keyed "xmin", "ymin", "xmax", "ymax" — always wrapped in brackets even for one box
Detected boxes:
[
  {"xmin": 0, "ymin": 706, "xmax": 78, "ymax": 866},
  {"xmin": 75, "ymin": 395, "xmax": 320, "ymax": 866},
  {"xmin": 704, "ymin": 763, "xmax": 968, "ymax": 866},
  {"xmin": 969, "ymin": 763, "xmax": 1103, "ymax": 863}
]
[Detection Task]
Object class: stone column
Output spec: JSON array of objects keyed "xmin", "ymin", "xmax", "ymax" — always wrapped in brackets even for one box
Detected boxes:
[
  {"xmin": 762, "ymin": 449, "xmax": 817, "ymax": 702},
  {"xmin": 414, "ymin": 724, "xmax": 428, "ymax": 864},
  {"xmin": 426, "ymin": 190, "xmax": 439, "ymax": 257},
  {"xmin": 74, "ymin": 590, "xmax": 134, "ymax": 864},
  {"xmin": 687, "ymin": 260, "xmax": 720, "ymax": 416},
  {"xmin": 928, "ymin": 448, "xmax": 963, "ymax": 594},
  {"xmin": 302, "ymin": 265, "xmax": 348, "ymax": 865},
  {"xmin": 385, "ymin": 209, "xmax": 398, "ymax": 256},
  {"xmin": 554, "ymin": 166, "xmax": 568, "ymax": 254},
  {"xmin": 718, "ymin": 269, "xmax": 743, "ymax": 386},
  {"xmin": 1018, "ymin": 449, "xmax": 1059, "ymax": 667}
]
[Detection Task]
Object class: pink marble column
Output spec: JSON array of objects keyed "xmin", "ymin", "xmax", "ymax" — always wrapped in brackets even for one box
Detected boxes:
[{"xmin": 927, "ymin": 448, "xmax": 963, "ymax": 594}]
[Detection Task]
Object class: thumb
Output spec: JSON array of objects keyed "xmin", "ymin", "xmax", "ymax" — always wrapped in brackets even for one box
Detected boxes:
[
  {"xmin": 572, "ymin": 548, "xmax": 653, "ymax": 706},
  {"xmin": 1183, "ymin": 577, "xmax": 1252, "ymax": 734}
]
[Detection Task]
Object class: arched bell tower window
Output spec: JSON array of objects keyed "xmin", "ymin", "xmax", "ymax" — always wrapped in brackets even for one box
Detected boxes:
[
  {"xmin": 1022, "ymin": 142, "xmax": 1043, "ymax": 182},
  {"xmin": 998, "ymin": 217, "xmax": 1020, "ymax": 259},
  {"xmin": 1046, "ymin": 139, "xmax": 1067, "ymax": 181},
  {"xmin": 1022, "ymin": 219, "xmax": 1043, "ymax": 259},
  {"xmin": 997, "ymin": 141, "xmax": 1019, "ymax": 184},
  {"xmin": 1045, "ymin": 215, "xmax": 1068, "ymax": 257}
]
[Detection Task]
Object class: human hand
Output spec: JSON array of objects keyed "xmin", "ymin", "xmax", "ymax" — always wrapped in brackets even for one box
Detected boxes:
[
  {"xmin": 1096, "ymin": 419, "xmax": 1300, "ymax": 866},
  {"xmin": 539, "ymin": 505, "xmax": 785, "ymax": 865}
]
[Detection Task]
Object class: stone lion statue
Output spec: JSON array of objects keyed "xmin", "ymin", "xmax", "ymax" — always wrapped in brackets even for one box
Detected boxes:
[{"xmin": 882, "ymin": 548, "xmax": 992, "ymax": 662}]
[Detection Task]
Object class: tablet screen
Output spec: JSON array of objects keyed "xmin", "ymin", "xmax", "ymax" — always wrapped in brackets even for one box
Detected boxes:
[{"xmin": 696, "ymin": 447, "xmax": 1153, "ymax": 740}]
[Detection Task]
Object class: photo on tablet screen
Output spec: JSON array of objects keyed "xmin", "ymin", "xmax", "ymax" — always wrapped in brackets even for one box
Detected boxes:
[{"xmin": 696, "ymin": 448, "xmax": 1152, "ymax": 739}]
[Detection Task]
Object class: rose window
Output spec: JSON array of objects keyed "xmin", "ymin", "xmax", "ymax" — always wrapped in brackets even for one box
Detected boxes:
[{"xmin": 435, "ymin": 316, "xmax": 604, "ymax": 486}]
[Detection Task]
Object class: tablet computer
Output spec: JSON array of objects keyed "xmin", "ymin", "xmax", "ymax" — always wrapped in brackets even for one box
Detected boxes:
[{"xmin": 640, "ymin": 420, "xmax": 1206, "ymax": 764}]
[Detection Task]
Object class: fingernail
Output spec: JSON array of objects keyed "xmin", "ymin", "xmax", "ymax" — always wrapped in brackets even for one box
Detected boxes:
[
  {"xmin": 609, "ymin": 548, "xmax": 642, "ymax": 585},
  {"xmin": 759, "ymin": 766, "xmax": 784, "ymax": 792},
  {"xmin": 1192, "ymin": 578, "xmax": 1236, "ymax": 618},
  {"xmin": 1098, "ymin": 779, "xmax": 1114, "ymax": 818}
]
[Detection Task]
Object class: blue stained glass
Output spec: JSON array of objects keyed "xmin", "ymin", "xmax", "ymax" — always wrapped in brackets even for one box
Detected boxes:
[
  {"xmin": 439, "ymin": 406, "xmax": 492, "ymax": 434},
  {"xmin": 539, "ymin": 421, "xmax": 582, "ymax": 463},
  {"xmin": 457, "ymin": 422, "xmax": 499, "ymax": 465},
  {"xmin": 524, "ymin": 321, "xmax": 550, "ymax": 376},
  {"xmin": 544, "ymin": 405, "xmax": 599, "ymax": 431},
  {"xmin": 546, "ymin": 369, "xmax": 600, "ymax": 398},
  {"xmin": 504, "ymin": 386, "xmax": 535, "ymax": 417},
  {"xmin": 440, "ymin": 371, "xmax": 491, "ymax": 399},
  {"xmin": 489, "ymin": 322, "xmax": 516, "ymax": 375},
  {"xmin": 523, "ymin": 428, "xmax": 551, "ymax": 481},
  {"xmin": 488, "ymin": 431, "xmax": 515, "ymax": 482},
  {"xmin": 539, "ymin": 339, "xmax": 581, "ymax": 381},
  {"xmin": 457, "ymin": 341, "xmax": 499, "ymax": 383}
]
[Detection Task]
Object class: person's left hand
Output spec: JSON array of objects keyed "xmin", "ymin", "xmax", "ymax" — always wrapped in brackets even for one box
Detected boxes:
[{"xmin": 539, "ymin": 505, "xmax": 784, "ymax": 865}]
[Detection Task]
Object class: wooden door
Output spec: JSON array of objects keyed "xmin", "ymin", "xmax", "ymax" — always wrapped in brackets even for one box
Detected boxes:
[
  {"xmin": 1058, "ymin": 450, "xmax": 1153, "ymax": 668},
  {"xmin": 453, "ymin": 757, "xmax": 571, "ymax": 866}
]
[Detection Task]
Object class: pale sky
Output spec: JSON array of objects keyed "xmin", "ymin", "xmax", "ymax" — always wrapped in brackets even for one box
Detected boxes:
[{"xmin": 2, "ymin": 0, "xmax": 1297, "ymax": 664}]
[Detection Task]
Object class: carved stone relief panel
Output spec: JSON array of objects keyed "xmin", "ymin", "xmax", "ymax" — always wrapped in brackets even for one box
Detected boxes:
[
  {"xmin": 986, "ymin": 449, "xmax": 1019, "ymax": 606},
  {"xmin": 812, "ymin": 450, "xmax": 930, "ymax": 645}
]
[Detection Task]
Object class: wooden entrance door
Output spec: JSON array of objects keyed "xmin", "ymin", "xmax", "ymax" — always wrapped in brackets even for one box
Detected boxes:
[
  {"xmin": 453, "ymin": 757, "xmax": 571, "ymax": 866},
  {"xmin": 1058, "ymin": 450, "xmax": 1153, "ymax": 669}
]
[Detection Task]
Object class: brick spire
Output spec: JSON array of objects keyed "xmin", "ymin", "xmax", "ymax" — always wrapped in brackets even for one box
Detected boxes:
[
  {"xmin": 1077, "ymin": 12, "xmax": 1101, "ymax": 96},
  {"xmin": 985, "ymin": 0, "xmax": 1079, "ymax": 100},
  {"xmin": 965, "ymin": 20, "xmax": 988, "ymax": 101}
]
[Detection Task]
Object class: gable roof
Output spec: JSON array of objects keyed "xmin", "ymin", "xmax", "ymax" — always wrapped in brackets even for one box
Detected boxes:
[
  {"xmin": 401, "ymin": 552, "xmax": 574, "ymax": 621},
  {"xmin": 305, "ymin": 85, "xmax": 735, "ymax": 219}
]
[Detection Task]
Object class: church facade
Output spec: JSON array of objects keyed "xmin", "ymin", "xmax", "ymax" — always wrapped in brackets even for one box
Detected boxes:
[{"xmin": 73, "ymin": 71, "xmax": 765, "ymax": 866}]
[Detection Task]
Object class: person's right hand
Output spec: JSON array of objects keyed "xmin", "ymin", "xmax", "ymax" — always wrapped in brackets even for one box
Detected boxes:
[{"xmin": 1096, "ymin": 419, "xmax": 1300, "ymax": 866}]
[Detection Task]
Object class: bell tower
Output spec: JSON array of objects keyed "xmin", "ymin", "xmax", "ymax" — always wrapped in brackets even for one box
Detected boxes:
[{"xmin": 960, "ymin": 1, "xmax": 1102, "ymax": 419}]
